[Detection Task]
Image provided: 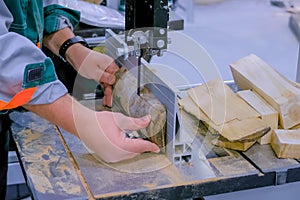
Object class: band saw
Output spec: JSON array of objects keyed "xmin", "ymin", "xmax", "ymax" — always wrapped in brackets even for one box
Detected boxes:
[
  {"xmin": 105, "ymin": 0, "xmax": 199, "ymax": 164},
  {"xmin": 9, "ymin": 1, "xmax": 300, "ymax": 199}
]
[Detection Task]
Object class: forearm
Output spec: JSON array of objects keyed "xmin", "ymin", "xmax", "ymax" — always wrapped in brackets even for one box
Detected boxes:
[
  {"xmin": 43, "ymin": 28, "xmax": 115, "ymax": 83},
  {"xmin": 25, "ymin": 90, "xmax": 160, "ymax": 163},
  {"xmin": 43, "ymin": 27, "xmax": 118, "ymax": 108},
  {"xmin": 43, "ymin": 27, "xmax": 74, "ymax": 55},
  {"xmin": 43, "ymin": 28, "xmax": 90, "ymax": 70},
  {"xmin": 23, "ymin": 94, "xmax": 91, "ymax": 138}
]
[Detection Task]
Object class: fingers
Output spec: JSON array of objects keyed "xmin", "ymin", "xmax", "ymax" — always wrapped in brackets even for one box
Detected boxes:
[
  {"xmin": 89, "ymin": 111, "xmax": 161, "ymax": 163},
  {"xmin": 102, "ymin": 61, "xmax": 120, "ymax": 83},
  {"xmin": 102, "ymin": 85, "xmax": 113, "ymax": 107},
  {"xmin": 99, "ymin": 71, "xmax": 116, "ymax": 85},
  {"xmin": 121, "ymin": 137, "xmax": 160, "ymax": 154},
  {"xmin": 102, "ymin": 95, "xmax": 107, "ymax": 106},
  {"xmin": 105, "ymin": 62, "xmax": 119, "ymax": 74},
  {"xmin": 116, "ymin": 115, "xmax": 160, "ymax": 154},
  {"xmin": 115, "ymin": 114, "xmax": 152, "ymax": 131},
  {"xmin": 98, "ymin": 62, "xmax": 119, "ymax": 107},
  {"xmin": 106, "ymin": 112, "xmax": 159, "ymax": 153},
  {"xmin": 104, "ymin": 139, "xmax": 160, "ymax": 162},
  {"xmin": 98, "ymin": 62, "xmax": 119, "ymax": 84}
]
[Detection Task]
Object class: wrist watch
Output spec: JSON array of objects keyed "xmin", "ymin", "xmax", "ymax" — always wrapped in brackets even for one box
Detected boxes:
[{"xmin": 59, "ymin": 36, "xmax": 88, "ymax": 62}]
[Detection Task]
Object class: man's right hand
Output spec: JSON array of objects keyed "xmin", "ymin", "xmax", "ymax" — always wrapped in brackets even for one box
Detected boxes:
[
  {"xmin": 76, "ymin": 111, "xmax": 160, "ymax": 163},
  {"xmin": 25, "ymin": 94, "xmax": 160, "ymax": 163}
]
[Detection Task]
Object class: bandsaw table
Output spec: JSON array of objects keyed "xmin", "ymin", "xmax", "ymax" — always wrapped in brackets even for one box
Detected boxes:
[{"xmin": 10, "ymin": 96, "xmax": 300, "ymax": 200}]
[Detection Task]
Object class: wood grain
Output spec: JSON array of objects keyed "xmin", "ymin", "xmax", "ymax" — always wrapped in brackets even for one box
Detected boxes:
[
  {"xmin": 112, "ymin": 69, "xmax": 166, "ymax": 148},
  {"xmin": 237, "ymin": 90, "xmax": 278, "ymax": 144},
  {"xmin": 271, "ymin": 129, "xmax": 300, "ymax": 159},
  {"xmin": 230, "ymin": 54, "xmax": 300, "ymax": 129},
  {"xmin": 187, "ymin": 78, "xmax": 260, "ymax": 125},
  {"xmin": 211, "ymin": 136, "xmax": 256, "ymax": 152},
  {"xmin": 179, "ymin": 79, "xmax": 270, "ymax": 142}
]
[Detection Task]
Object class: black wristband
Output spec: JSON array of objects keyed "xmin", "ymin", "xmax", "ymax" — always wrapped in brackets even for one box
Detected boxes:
[{"xmin": 59, "ymin": 36, "xmax": 88, "ymax": 61}]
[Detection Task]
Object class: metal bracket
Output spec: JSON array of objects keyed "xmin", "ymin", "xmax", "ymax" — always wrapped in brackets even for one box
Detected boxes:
[
  {"xmin": 141, "ymin": 60, "xmax": 193, "ymax": 164},
  {"xmin": 297, "ymin": 44, "xmax": 300, "ymax": 83},
  {"xmin": 275, "ymin": 171, "xmax": 288, "ymax": 185},
  {"xmin": 105, "ymin": 29, "xmax": 193, "ymax": 164}
]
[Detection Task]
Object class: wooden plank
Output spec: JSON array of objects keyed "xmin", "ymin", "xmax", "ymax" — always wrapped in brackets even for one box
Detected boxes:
[
  {"xmin": 9, "ymin": 112, "xmax": 89, "ymax": 200},
  {"xmin": 271, "ymin": 129, "xmax": 300, "ymax": 159},
  {"xmin": 180, "ymin": 79, "xmax": 270, "ymax": 142},
  {"xmin": 230, "ymin": 54, "xmax": 300, "ymax": 129},
  {"xmin": 211, "ymin": 136, "xmax": 256, "ymax": 151},
  {"xmin": 237, "ymin": 90, "xmax": 279, "ymax": 144},
  {"xmin": 187, "ymin": 78, "xmax": 260, "ymax": 125}
]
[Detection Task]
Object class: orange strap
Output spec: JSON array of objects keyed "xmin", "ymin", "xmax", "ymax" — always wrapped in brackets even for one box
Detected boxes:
[
  {"xmin": 36, "ymin": 42, "xmax": 41, "ymax": 49},
  {"xmin": 0, "ymin": 87, "xmax": 37, "ymax": 110}
]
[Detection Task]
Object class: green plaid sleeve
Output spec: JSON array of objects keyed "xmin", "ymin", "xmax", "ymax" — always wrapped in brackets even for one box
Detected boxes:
[{"xmin": 44, "ymin": 4, "xmax": 81, "ymax": 34}]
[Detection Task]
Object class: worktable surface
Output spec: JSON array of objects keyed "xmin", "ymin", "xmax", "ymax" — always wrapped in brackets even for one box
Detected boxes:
[{"xmin": 10, "ymin": 102, "xmax": 300, "ymax": 200}]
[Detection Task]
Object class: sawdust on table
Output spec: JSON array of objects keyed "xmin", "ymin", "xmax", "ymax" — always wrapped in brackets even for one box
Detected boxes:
[{"xmin": 19, "ymin": 129, "xmax": 82, "ymax": 195}]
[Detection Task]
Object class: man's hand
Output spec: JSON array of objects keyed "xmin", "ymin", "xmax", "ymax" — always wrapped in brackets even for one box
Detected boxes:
[
  {"xmin": 76, "ymin": 110, "xmax": 160, "ymax": 163},
  {"xmin": 43, "ymin": 28, "xmax": 120, "ymax": 107},
  {"xmin": 25, "ymin": 95, "xmax": 160, "ymax": 163},
  {"xmin": 66, "ymin": 47, "xmax": 119, "ymax": 107}
]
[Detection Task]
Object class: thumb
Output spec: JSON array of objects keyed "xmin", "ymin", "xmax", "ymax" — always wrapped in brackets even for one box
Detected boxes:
[{"xmin": 116, "ymin": 114, "xmax": 151, "ymax": 131}]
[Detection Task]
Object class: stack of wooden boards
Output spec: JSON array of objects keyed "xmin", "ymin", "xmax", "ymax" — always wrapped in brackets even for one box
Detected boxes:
[{"xmin": 179, "ymin": 54, "xmax": 300, "ymax": 159}]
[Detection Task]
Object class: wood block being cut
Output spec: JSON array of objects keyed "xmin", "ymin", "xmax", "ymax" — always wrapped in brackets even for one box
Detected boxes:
[
  {"xmin": 112, "ymin": 69, "xmax": 166, "ymax": 149},
  {"xmin": 271, "ymin": 129, "xmax": 300, "ymax": 159},
  {"xmin": 211, "ymin": 136, "xmax": 256, "ymax": 152},
  {"xmin": 179, "ymin": 78, "xmax": 270, "ymax": 142},
  {"xmin": 237, "ymin": 90, "xmax": 279, "ymax": 144},
  {"xmin": 230, "ymin": 54, "xmax": 300, "ymax": 129}
]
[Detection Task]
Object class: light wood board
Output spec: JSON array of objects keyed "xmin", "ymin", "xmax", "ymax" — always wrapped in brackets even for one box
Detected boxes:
[
  {"xmin": 179, "ymin": 79, "xmax": 270, "ymax": 142},
  {"xmin": 211, "ymin": 136, "xmax": 256, "ymax": 152},
  {"xmin": 230, "ymin": 54, "xmax": 300, "ymax": 129},
  {"xmin": 271, "ymin": 129, "xmax": 300, "ymax": 159},
  {"xmin": 237, "ymin": 90, "xmax": 278, "ymax": 144}
]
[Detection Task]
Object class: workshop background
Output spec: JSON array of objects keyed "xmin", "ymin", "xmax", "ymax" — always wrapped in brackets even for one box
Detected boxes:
[
  {"xmin": 6, "ymin": 0, "xmax": 300, "ymax": 199},
  {"xmin": 155, "ymin": 0, "xmax": 300, "ymax": 200}
]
